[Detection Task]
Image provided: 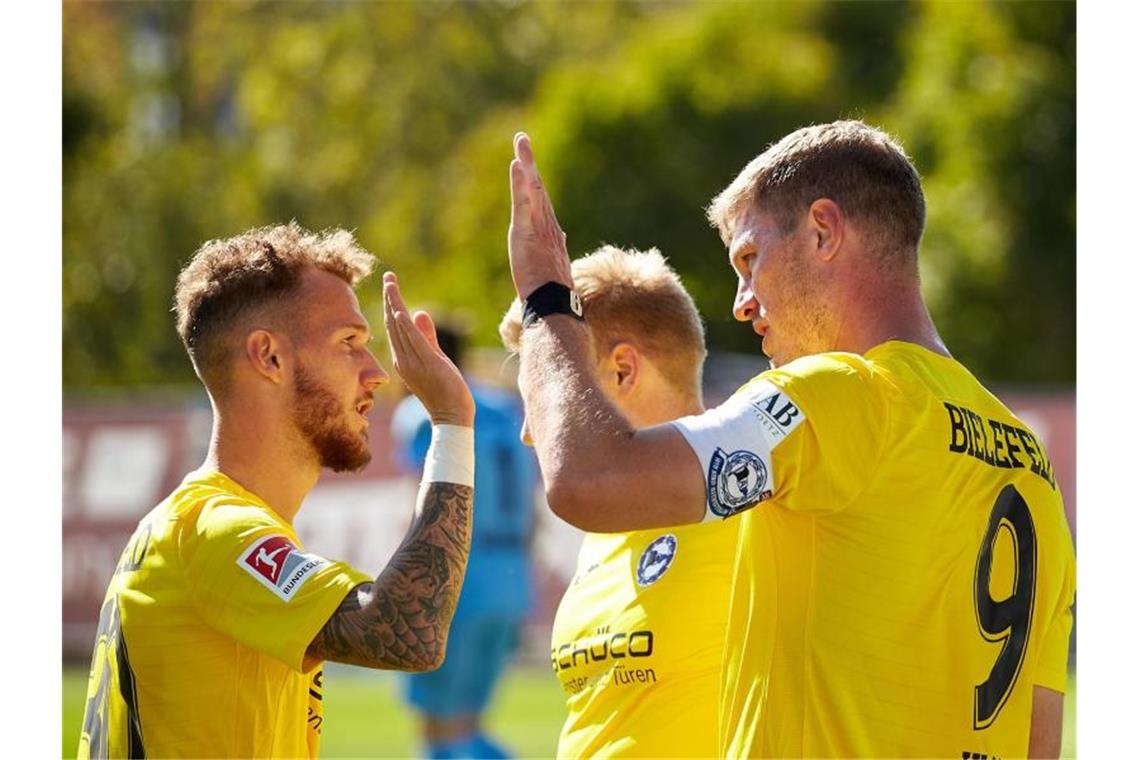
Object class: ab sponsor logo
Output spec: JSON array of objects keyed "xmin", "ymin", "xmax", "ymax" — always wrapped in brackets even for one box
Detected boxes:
[
  {"xmin": 744, "ymin": 382, "xmax": 805, "ymax": 445},
  {"xmin": 636, "ymin": 534, "xmax": 677, "ymax": 587},
  {"xmin": 238, "ymin": 534, "xmax": 329, "ymax": 602}
]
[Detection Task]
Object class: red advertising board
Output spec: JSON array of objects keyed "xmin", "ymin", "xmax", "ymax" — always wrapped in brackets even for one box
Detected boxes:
[{"xmin": 62, "ymin": 389, "xmax": 1075, "ymax": 661}]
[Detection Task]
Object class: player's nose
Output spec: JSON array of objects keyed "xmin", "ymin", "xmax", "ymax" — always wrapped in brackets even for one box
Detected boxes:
[
  {"xmin": 519, "ymin": 416, "xmax": 534, "ymax": 447},
  {"xmin": 361, "ymin": 350, "xmax": 388, "ymax": 390},
  {"xmin": 733, "ymin": 275, "xmax": 758, "ymax": 323}
]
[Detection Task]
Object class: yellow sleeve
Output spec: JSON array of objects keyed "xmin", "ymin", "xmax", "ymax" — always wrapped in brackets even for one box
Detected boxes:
[
  {"xmin": 182, "ymin": 501, "xmax": 373, "ymax": 672},
  {"xmin": 763, "ymin": 354, "xmax": 889, "ymax": 515},
  {"xmin": 1033, "ymin": 554, "xmax": 1075, "ymax": 693}
]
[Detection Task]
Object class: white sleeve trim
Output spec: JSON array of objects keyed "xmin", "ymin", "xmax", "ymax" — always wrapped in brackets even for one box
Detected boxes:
[{"xmin": 669, "ymin": 380, "xmax": 805, "ymax": 521}]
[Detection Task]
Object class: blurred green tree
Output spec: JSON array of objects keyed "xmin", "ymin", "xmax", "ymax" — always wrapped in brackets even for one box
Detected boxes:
[
  {"xmin": 63, "ymin": 0, "xmax": 1074, "ymax": 389},
  {"xmin": 63, "ymin": 0, "xmax": 664, "ymax": 388},
  {"xmin": 886, "ymin": 0, "xmax": 1076, "ymax": 383},
  {"xmin": 440, "ymin": 0, "xmax": 1074, "ymax": 382}
]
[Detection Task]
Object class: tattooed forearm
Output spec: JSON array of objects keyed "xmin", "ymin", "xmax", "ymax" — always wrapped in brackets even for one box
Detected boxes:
[{"xmin": 306, "ymin": 481, "xmax": 473, "ymax": 671}]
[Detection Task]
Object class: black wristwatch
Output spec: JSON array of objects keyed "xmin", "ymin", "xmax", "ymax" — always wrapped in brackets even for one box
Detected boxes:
[{"xmin": 521, "ymin": 281, "xmax": 585, "ymax": 330}]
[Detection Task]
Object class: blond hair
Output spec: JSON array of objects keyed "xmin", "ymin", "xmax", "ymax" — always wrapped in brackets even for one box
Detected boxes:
[
  {"xmin": 707, "ymin": 120, "xmax": 925, "ymax": 266},
  {"xmin": 499, "ymin": 245, "xmax": 706, "ymax": 398},
  {"xmin": 174, "ymin": 222, "xmax": 375, "ymax": 383}
]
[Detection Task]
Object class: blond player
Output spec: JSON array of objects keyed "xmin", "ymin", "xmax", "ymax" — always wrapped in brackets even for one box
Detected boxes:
[
  {"xmin": 79, "ymin": 223, "xmax": 475, "ymax": 758},
  {"xmin": 505, "ymin": 124, "xmax": 1075, "ymax": 757},
  {"xmin": 501, "ymin": 245, "xmax": 736, "ymax": 757}
]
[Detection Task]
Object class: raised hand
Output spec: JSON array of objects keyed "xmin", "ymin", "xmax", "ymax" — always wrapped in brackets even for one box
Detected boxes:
[
  {"xmin": 382, "ymin": 272, "xmax": 475, "ymax": 427},
  {"xmin": 508, "ymin": 132, "xmax": 574, "ymax": 300}
]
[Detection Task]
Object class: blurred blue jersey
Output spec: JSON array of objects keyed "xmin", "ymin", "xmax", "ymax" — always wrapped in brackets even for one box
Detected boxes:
[{"xmin": 391, "ymin": 380, "xmax": 537, "ymax": 620}]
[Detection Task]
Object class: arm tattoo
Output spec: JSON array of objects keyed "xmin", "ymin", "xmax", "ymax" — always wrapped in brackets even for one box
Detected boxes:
[{"xmin": 306, "ymin": 481, "xmax": 473, "ymax": 671}]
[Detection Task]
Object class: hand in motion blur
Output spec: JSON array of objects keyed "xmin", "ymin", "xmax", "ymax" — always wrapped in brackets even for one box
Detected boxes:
[
  {"xmin": 507, "ymin": 131, "xmax": 574, "ymax": 300},
  {"xmin": 382, "ymin": 271, "xmax": 475, "ymax": 427}
]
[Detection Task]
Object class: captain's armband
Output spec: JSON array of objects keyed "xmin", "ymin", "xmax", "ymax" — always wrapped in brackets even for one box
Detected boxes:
[{"xmin": 669, "ymin": 381, "xmax": 804, "ymax": 521}]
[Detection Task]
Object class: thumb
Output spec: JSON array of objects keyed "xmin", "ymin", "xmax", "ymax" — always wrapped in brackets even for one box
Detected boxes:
[{"xmin": 412, "ymin": 310, "xmax": 441, "ymax": 352}]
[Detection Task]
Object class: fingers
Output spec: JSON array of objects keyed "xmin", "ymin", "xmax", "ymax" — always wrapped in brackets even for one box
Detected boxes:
[
  {"xmin": 383, "ymin": 272, "xmax": 426, "ymax": 367},
  {"xmin": 508, "ymin": 131, "xmax": 573, "ymax": 297},
  {"xmin": 382, "ymin": 273, "xmax": 413, "ymax": 367},
  {"xmin": 513, "ymin": 131, "xmax": 531, "ymax": 163},
  {"xmin": 412, "ymin": 310, "xmax": 441, "ymax": 353},
  {"xmin": 382, "ymin": 271, "xmax": 405, "ymax": 310},
  {"xmin": 513, "ymin": 132, "xmax": 547, "ymax": 210},
  {"xmin": 382, "ymin": 273, "xmax": 473, "ymax": 424},
  {"xmin": 383, "ymin": 272, "xmax": 446, "ymax": 379},
  {"xmin": 510, "ymin": 133, "xmax": 562, "ymax": 237},
  {"xmin": 509, "ymin": 133, "xmax": 534, "ymax": 228},
  {"xmin": 509, "ymin": 158, "xmax": 529, "ymax": 218}
]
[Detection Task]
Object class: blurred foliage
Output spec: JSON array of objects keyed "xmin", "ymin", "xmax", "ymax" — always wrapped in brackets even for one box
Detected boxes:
[{"xmin": 63, "ymin": 0, "xmax": 1074, "ymax": 388}]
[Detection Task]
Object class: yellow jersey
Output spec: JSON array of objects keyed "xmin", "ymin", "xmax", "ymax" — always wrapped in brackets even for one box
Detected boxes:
[
  {"xmin": 78, "ymin": 469, "xmax": 372, "ymax": 759},
  {"xmin": 550, "ymin": 517, "xmax": 739, "ymax": 758},
  {"xmin": 673, "ymin": 341, "xmax": 1075, "ymax": 758}
]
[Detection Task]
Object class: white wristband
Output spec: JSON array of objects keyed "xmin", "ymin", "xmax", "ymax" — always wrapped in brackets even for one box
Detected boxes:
[{"xmin": 422, "ymin": 424, "xmax": 475, "ymax": 488}]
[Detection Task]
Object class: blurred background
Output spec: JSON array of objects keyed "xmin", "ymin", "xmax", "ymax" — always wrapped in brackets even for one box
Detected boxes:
[{"xmin": 62, "ymin": 1, "xmax": 1075, "ymax": 757}]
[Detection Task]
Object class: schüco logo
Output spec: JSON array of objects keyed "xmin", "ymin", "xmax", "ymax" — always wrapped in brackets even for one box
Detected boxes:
[{"xmin": 550, "ymin": 629, "xmax": 654, "ymax": 673}]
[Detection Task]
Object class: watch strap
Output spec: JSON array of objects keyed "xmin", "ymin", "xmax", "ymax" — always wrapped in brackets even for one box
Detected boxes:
[{"xmin": 521, "ymin": 281, "xmax": 585, "ymax": 329}]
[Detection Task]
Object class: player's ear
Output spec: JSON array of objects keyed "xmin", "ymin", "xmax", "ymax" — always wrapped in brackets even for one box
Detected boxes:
[
  {"xmin": 610, "ymin": 342, "xmax": 640, "ymax": 395},
  {"xmin": 245, "ymin": 329, "xmax": 287, "ymax": 383},
  {"xmin": 808, "ymin": 198, "xmax": 844, "ymax": 262}
]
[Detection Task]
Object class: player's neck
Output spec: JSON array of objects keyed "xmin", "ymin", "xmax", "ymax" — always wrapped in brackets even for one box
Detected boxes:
[
  {"xmin": 202, "ymin": 410, "xmax": 319, "ymax": 524},
  {"xmin": 625, "ymin": 385, "xmax": 703, "ymax": 428},
  {"xmin": 834, "ymin": 277, "xmax": 951, "ymax": 359}
]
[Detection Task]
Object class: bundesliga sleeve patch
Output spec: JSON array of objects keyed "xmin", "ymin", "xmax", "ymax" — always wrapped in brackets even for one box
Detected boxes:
[
  {"xmin": 237, "ymin": 534, "xmax": 330, "ymax": 602},
  {"xmin": 670, "ymin": 380, "xmax": 805, "ymax": 521}
]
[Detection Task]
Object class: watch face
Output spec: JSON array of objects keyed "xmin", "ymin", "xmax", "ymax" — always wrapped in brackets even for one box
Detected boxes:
[{"xmin": 569, "ymin": 290, "xmax": 583, "ymax": 317}]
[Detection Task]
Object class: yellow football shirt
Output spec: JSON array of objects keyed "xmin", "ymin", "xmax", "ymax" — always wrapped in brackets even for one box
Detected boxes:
[
  {"xmin": 550, "ymin": 517, "xmax": 740, "ymax": 758},
  {"xmin": 674, "ymin": 341, "xmax": 1075, "ymax": 758},
  {"xmin": 78, "ymin": 469, "xmax": 372, "ymax": 759}
]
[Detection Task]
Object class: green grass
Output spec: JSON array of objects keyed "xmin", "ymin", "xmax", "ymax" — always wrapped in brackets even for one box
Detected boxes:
[
  {"xmin": 317, "ymin": 664, "xmax": 567, "ymax": 758},
  {"xmin": 1062, "ymin": 676, "xmax": 1076, "ymax": 759},
  {"xmin": 63, "ymin": 666, "xmax": 1075, "ymax": 758},
  {"xmin": 63, "ymin": 664, "xmax": 566, "ymax": 759},
  {"xmin": 63, "ymin": 669, "xmax": 84, "ymax": 756}
]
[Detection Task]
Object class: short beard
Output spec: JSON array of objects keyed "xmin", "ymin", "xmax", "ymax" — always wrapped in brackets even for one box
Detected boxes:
[
  {"xmin": 293, "ymin": 363, "xmax": 372, "ymax": 473},
  {"xmin": 774, "ymin": 245, "xmax": 831, "ymax": 366}
]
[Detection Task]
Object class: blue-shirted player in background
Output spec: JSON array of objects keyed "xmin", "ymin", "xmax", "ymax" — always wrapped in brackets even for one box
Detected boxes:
[{"xmin": 391, "ymin": 323, "xmax": 538, "ymax": 760}]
